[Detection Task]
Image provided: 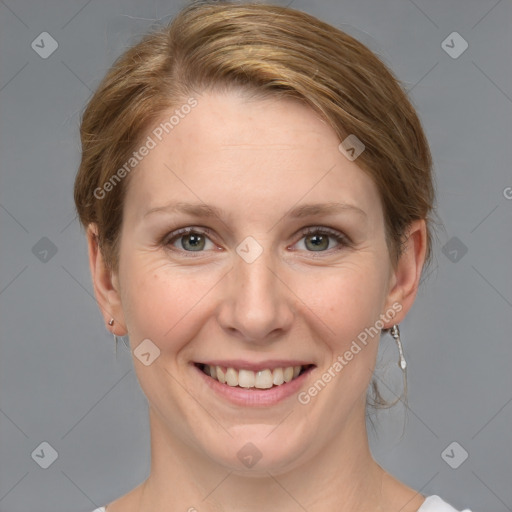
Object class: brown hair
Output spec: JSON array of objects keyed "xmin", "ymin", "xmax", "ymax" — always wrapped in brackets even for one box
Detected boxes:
[
  {"xmin": 74, "ymin": 0, "xmax": 436, "ymax": 276},
  {"xmin": 74, "ymin": 1, "xmax": 437, "ymax": 409}
]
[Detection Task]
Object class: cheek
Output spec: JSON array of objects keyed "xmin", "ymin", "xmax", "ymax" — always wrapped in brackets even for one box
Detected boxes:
[
  {"xmin": 120, "ymin": 239, "xmax": 390, "ymax": 359},
  {"xmin": 289, "ymin": 261, "xmax": 389, "ymax": 419},
  {"xmin": 120, "ymin": 255, "xmax": 222, "ymax": 348},
  {"xmin": 295, "ymin": 258, "xmax": 389, "ymax": 353}
]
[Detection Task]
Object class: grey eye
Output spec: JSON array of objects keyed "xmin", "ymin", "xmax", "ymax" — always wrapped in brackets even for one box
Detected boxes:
[
  {"xmin": 179, "ymin": 232, "xmax": 207, "ymax": 251},
  {"xmin": 303, "ymin": 232, "xmax": 331, "ymax": 251}
]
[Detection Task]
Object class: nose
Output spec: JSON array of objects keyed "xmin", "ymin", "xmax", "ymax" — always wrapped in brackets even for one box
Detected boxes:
[{"xmin": 217, "ymin": 243, "xmax": 294, "ymax": 344}]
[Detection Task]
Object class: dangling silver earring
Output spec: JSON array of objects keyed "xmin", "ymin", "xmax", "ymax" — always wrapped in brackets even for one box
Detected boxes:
[
  {"xmin": 390, "ymin": 324, "xmax": 407, "ymax": 371},
  {"xmin": 108, "ymin": 318, "xmax": 130, "ymax": 355}
]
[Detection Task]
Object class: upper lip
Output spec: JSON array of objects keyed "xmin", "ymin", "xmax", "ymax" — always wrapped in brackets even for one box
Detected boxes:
[{"xmin": 195, "ymin": 360, "xmax": 316, "ymax": 372}]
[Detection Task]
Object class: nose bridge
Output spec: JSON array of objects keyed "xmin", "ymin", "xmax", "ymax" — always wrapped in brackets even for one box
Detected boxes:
[
  {"xmin": 236, "ymin": 243, "xmax": 277, "ymax": 300},
  {"xmin": 220, "ymin": 236, "xmax": 293, "ymax": 341}
]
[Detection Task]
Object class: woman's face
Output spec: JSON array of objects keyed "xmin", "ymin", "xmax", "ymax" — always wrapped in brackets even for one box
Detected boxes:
[{"xmin": 96, "ymin": 90, "xmax": 422, "ymax": 474}]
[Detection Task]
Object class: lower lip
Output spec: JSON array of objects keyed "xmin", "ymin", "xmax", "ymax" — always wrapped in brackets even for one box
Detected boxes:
[{"xmin": 192, "ymin": 364, "xmax": 315, "ymax": 407}]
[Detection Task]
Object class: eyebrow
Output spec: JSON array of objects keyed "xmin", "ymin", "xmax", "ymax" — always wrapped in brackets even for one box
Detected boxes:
[{"xmin": 143, "ymin": 201, "xmax": 367, "ymax": 220}]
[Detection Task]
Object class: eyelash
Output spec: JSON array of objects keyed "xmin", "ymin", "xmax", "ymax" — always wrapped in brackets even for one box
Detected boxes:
[{"xmin": 161, "ymin": 226, "xmax": 351, "ymax": 258}]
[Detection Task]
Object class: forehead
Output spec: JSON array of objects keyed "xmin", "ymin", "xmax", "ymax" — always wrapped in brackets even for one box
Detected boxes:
[{"xmin": 123, "ymin": 91, "xmax": 383, "ymax": 225}]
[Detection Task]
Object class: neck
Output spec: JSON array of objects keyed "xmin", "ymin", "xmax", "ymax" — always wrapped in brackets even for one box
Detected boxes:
[{"xmin": 138, "ymin": 404, "xmax": 389, "ymax": 512}]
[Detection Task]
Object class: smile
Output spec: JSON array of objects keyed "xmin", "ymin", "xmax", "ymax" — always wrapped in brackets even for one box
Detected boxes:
[{"xmin": 196, "ymin": 363, "xmax": 315, "ymax": 390}]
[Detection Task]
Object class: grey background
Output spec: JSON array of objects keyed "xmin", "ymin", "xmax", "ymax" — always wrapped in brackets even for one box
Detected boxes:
[{"xmin": 0, "ymin": 0, "xmax": 511, "ymax": 511}]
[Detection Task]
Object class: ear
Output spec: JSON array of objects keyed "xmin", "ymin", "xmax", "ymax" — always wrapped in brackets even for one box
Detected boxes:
[
  {"xmin": 86, "ymin": 224, "xmax": 127, "ymax": 336},
  {"xmin": 382, "ymin": 219, "xmax": 427, "ymax": 328}
]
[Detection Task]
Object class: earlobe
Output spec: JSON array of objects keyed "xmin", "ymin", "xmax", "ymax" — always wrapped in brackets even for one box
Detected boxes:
[
  {"xmin": 86, "ymin": 224, "xmax": 127, "ymax": 336},
  {"xmin": 382, "ymin": 219, "xmax": 427, "ymax": 327}
]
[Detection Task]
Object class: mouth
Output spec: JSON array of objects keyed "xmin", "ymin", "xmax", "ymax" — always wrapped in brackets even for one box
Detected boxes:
[{"xmin": 194, "ymin": 362, "xmax": 315, "ymax": 390}]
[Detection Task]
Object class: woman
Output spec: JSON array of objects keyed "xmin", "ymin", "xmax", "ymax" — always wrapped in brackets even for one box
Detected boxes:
[{"xmin": 75, "ymin": 2, "xmax": 472, "ymax": 511}]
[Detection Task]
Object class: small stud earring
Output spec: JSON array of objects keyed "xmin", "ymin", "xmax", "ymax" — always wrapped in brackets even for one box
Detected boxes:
[{"xmin": 108, "ymin": 318, "xmax": 129, "ymax": 354}]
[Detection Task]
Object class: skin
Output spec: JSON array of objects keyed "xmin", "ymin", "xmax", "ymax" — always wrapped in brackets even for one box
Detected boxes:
[{"xmin": 88, "ymin": 89, "xmax": 428, "ymax": 512}]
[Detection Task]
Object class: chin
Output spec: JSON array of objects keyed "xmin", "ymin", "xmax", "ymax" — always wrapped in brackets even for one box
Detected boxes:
[{"xmin": 199, "ymin": 423, "xmax": 313, "ymax": 476}]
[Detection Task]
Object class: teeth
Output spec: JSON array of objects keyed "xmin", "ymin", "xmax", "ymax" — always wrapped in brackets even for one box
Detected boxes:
[
  {"xmin": 225, "ymin": 367, "xmax": 238, "ymax": 387},
  {"xmin": 255, "ymin": 369, "xmax": 273, "ymax": 389},
  {"xmin": 273, "ymin": 368, "xmax": 284, "ymax": 385},
  {"xmin": 202, "ymin": 364, "xmax": 305, "ymax": 389},
  {"xmin": 238, "ymin": 369, "xmax": 255, "ymax": 388},
  {"xmin": 216, "ymin": 366, "xmax": 226, "ymax": 384}
]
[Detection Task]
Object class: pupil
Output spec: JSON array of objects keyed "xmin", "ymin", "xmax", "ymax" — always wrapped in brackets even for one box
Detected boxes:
[
  {"xmin": 307, "ymin": 234, "xmax": 327, "ymax": 250},
  {"xmin": 184, "ymin": 234, "xmax": 204, "ymax": 251}
]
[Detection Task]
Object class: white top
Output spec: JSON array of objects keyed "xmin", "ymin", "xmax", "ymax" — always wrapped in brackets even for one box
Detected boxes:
[{"xmin": 91, "ymin": 495, "xmax": 472, "ymax": 511}]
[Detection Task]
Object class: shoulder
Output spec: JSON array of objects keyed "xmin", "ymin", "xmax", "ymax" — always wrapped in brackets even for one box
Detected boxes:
[
  {"xmin": 419, "ymin": 495, "xmax": 473, "ymax": 512},
  {"xmin": 90, "ymin": 495, "xmax": 472, "ymax": 512}
]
